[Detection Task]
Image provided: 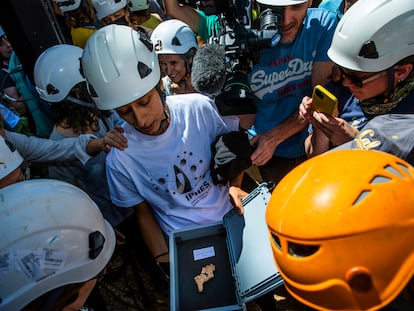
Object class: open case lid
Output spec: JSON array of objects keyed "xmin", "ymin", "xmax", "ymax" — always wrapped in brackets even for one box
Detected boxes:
[{"xmin": 223, "ymin": 182, "xmax": 284, "ymax": 305}]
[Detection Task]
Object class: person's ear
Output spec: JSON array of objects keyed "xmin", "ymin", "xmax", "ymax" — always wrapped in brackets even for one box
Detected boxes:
[{"xmin": 395, "ymin": 63, "xmax": 413, "ymax": 82}]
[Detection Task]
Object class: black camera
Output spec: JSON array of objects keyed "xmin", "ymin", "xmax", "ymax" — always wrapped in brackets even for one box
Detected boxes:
[{"xmin": 205, "ymin": 0, "xmax": 283, "ymax": 115}]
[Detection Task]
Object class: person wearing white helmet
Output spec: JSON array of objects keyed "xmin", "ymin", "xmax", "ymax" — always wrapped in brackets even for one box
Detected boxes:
[
  {"xmin": 164, "ymin": 0, "xmax": 338, "ymax": 186},
  {"xmin": 81, "ymin": 24, "xmax": 247, "ymax": 278},
  {"xmin": 0, "ymin": 25, "xmax": 53, "ymax": 137},
  {"xmin": 150, "ymin": 19, "xmax": 198, "ymax": 95},
  {"xmin": 34, "ymin": 44, "xmax": 132, "ymax": 228},
  {"xmin": 92, "ymin": 0, "xmax": 133, "ymax": 26},
  {"xmin": 56, "ymin": 0, "xmax": 98, "ymax": 48},
  {"xmin": 128, "ymin": 0, "xmax": 162, "ymax": 30},
  {"xmin": 0, "ymin": 179, "xmax": 116, "ymax": 311},
  {"xmin": 92, "ymin": 0, "xmax": 155, "ymax": 36},
  {"xmin": 300, "ymin": 0, "xmax": 414, "ymax": 157}
]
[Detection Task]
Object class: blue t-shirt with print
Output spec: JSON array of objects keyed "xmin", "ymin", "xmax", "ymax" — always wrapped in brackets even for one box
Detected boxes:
[
  {"xmin": 197, "ymin": 8, "xmax": 337, "ymax": 158},
  {"xmin": 248, "ymin": 8, "xmax": 337, "ymax": 158},
  {"xmin": 318, "ymin": 0, "xmax": 345, "ymax": 20}
]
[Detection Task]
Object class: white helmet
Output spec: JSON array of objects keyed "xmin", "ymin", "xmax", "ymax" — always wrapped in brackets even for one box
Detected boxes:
[
  {"xmin": 0, "ymin": 179, "xmax": 116, "ymax": 311},
  {"xmin": 151, "ymin": 19, "xmax": 197, "ymax": 55},
  {"xmin": 34, "ymin": 44, "xmax": 85, "ymax": 103},
  {"xmin": 128, "ymin": 0, "xmax": 149, "ymax": 12},
  {"xmin": 56, "ymin": 0, "xmax": 82, "ymax": 13},
  {"xmin": 92, "ymin": 0, "xmax": 127, "ymax": 19},
  {"xmin": 81, "ymin": 24, "xmax": 160, "ymax": 110},
  {"xmin": 0, "ymin": 136, "xmax": 23, "ymax": 180},
  {"xmin": 327, "ymin": 0, "xmax": 414, "ymax": 72},
  {"xmin": 256, "ymin": 0, "xmax": 308, "ymax": 6}
]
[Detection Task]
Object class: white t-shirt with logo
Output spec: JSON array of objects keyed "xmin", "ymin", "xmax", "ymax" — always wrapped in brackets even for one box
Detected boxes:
[{"xmin": 106, "ymin": 93, "xmax": 239, "ymax": 234}]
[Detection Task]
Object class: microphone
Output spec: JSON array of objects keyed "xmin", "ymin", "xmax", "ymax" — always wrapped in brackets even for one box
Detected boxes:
[{"xmin": 191, "ymin": 44, "xmax": 226, "ymax": 96}]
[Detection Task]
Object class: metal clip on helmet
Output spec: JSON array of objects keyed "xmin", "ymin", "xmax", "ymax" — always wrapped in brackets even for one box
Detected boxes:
[
  {"xmin": 150, "ymin": 19, "xmax": 197, "ymax": 55},
  {"xmin": 0, "ymin": 136, "xmax": 23, "ymax": 180},
  {"xmin": 128, "ymin": 0, "xmax": 149, "ymax": 12},
  {"xmin": 34, "ymin": 44, "xmax": 85, "ymax": 103},
  {"xmin": 266, "ymin": 149, "xmax": 414, "ymax": 311},
  {"xmin": 81, "ymin": 24, "xmax": 160, "ymax": 110},
  {"xmin": 327, "ymin": 0, "xmax": 414, "ymax": 72},
  {"xmin": 0, "ymin": 179, "xmax": 116, "ymax": 311},
  {"xmin": 92, "ymin": 0, "xmax": 127, "ymax": 19}
]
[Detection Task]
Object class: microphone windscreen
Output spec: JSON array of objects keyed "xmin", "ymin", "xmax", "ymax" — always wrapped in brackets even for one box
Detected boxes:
[{"xmin": 191, "ymin": 44, "xmax": 226, "ymax": 96}]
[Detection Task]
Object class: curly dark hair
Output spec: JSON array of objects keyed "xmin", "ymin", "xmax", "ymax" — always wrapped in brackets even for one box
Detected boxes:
[
  {"xmin": 64, "ymin": 0, "xmax": 97, "ymax": 29},
  {"xmin": 51, "ymin": 81, "xmax": 110, "ymax": 135}
]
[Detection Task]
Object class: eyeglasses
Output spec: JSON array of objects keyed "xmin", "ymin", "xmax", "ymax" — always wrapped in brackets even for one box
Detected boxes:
[{"xmin": 338, "ymin": 67, "xmax": 388, "ymax": 88}]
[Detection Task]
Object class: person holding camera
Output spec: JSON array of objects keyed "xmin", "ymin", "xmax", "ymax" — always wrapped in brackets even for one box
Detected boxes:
[{"xmin": 164, "ymin": 0, "xmax": 338, "ymax": 185}]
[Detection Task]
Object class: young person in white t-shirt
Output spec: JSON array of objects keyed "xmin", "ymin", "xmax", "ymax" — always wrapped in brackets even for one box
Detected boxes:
[{"xmin": 81, "ymin": 24, "xmax": 247, "ymax": 272}]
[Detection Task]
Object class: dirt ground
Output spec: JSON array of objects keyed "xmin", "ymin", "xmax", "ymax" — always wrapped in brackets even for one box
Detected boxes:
[{"xmin": 93, "ymin": 167, "xmax": 313, "ymax": 311}]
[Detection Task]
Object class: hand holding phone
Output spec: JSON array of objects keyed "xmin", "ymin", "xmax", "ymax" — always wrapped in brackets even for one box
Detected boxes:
[{"xmin": 312, "ymin": 85, "xmax": 338, "ymax": 116}]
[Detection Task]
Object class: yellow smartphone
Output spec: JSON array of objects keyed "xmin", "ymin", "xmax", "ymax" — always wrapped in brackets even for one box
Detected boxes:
[{"xmin": 312, "ymin": 85, "xmax": 338, "ymax": 116}]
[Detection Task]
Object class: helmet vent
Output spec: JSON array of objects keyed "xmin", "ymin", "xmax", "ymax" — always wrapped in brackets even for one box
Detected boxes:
[
  {"xmin": 89, "ymin": 230, "xmax": 106, "ymax": 259},
  {"xmin": 370, "ymin": 175, "xmax": 392, "ymax": 184},
  {"xmin": 354, "ymin": 164, "xmax": 408, "ymax": 205},
  {"xmin": 137, "ymin": 61, "xmax": 152, "ymax": 79},
  {"xmin": 271, "ymin": 233, "xmax": 282, "ymax": 251},
  {"xmin": 288, "ymin": 242, "xmax": 319, "ymax": 258},
  {"xmin": 172, "ymin": 36, "xmax": 182, "ymax": 46},
  {"xmin": 46, "ymin": 84, "xmax": 60, "ymax": 95},
  {"xmin": 358, "ymin": 41, "xmax": 378, "ymax": 59},
  {"xmin": 384, "ymin": 164, "xmax": 408, "ymax": 178}
]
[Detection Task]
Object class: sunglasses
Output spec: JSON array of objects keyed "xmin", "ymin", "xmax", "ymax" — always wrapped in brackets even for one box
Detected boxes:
[{"xmin": 338, "ymin": 67, "xmax": 388, "ymax": 88}]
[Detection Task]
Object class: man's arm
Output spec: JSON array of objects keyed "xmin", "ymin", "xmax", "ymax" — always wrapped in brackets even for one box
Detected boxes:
[
  {"xmin": 249, "ymin": 60, "xmax": 334, "ymax": 165},
  {"xmin": 305, "ymin": 129, "xmax": 330, "ymax": 157},
  {"xmin": 312, "ymin": 61, "xmax": 335, "ymax": 87},
  {"xmin": 163, "ymin": 0, "xmax": 200, "ymax": 32},
  {"xmin": 249, "ymin": 110, "xmax": 308, "ymax": 166},
  {"xmin": 6, "ymin": 127, "xmax": 127, "ymax": 165}
]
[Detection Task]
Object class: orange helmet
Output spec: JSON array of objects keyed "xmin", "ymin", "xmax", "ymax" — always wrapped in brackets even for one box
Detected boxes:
[{"xmin": 266, "ymin": 149, "xmax": 414, "ymax": 311}]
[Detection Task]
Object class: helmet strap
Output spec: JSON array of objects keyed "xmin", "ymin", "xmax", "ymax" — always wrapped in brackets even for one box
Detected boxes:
[
  {"xmin": 156, "ymin": 86, "xmax": 170, "ymax": 131},
  {"xmin": 385, "ymin": 67, "xmax": 395, "ymax": 99},
  {"xmin": 66, "ymin": 96, "xmax": 96, "ymax": 108},
  {"xmin": 38, "ymin": 285, "xmax": 68, "ymax": 311}
]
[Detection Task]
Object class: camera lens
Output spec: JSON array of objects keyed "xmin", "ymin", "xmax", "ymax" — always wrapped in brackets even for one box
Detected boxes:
[
  {"xmin": 259, "ymin": 8, "xmax": 283, "ymax": 46},
  {"xmin": 260, "ymin": 9, "xmax": 282, "ymax": 31},
  {"xmin": 315, "ymin": 88, "xmax": 324, "ymax": 98}
]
